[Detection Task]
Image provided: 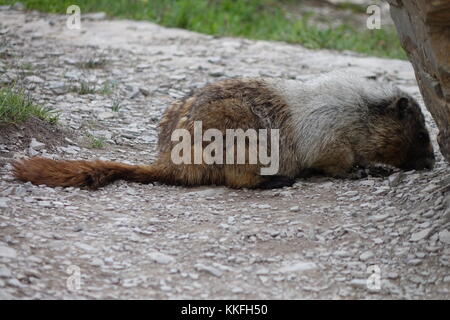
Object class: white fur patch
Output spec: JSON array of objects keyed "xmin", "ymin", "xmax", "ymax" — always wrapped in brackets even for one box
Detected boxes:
[{"xmin": 264, "ymin": 71, "xmax": 404, "ymax": 166}]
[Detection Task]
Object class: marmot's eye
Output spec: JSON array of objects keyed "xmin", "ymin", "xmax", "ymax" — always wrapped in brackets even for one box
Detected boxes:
[{"xmin": 419, "ymin": 132, "xmax": 429, "ymax": 142}]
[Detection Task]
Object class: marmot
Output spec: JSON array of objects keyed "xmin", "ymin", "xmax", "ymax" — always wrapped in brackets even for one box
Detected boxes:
[{"xmin": 12, "ymin": 72, "xmax": 435, "ymax": 190}]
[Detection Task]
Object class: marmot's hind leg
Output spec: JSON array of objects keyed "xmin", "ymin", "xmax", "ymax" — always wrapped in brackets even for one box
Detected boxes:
[{"xmin": 223, "ymin": 164, "xmax": 294, "ymax": 189}]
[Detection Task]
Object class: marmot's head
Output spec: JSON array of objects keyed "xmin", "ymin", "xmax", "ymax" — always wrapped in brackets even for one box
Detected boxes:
[{"xmin": 369, "ymin": 95, "xmax": 435, "ymax": 171}]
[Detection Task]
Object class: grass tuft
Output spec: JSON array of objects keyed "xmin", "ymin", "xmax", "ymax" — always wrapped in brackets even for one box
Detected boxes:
[
  {"xmin": 71, "ymin": 81, "xmax": 97, "ymax": 95},
  {"xmin": 77, "ymin": 57, "xmax": 108, "ymax": 69},
  {"xmin": 111, "ymin": 98, "xmax": 121, "ymax": 112},
  {"xmin": 100, "ymin": 80, "xmax": 117, "ymax": 96},
  {"xmin": 0, "ymin": 87, "xmax": 58, "ymax": 124},
  {"xmin": 86, "ymin": 134, "xmax": 106, "ymax": 149}
]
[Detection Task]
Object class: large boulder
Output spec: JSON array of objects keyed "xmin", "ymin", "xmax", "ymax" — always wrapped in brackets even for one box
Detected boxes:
[{"xmin": 388, "ymin": 0, "xmax": 450, "ymax": 163}]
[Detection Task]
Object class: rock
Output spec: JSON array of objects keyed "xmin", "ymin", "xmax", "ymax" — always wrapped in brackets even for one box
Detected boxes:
[
  {"xmin": 388, "ymin": 0, "xmax": 450, "ymax": 163},
  {"xmin": 343, "ymin": 191, "xmax": 358, "ymax": 197},
  {"xmin": 444, "ymin": 194, "xmax": 450, "ymax": 207},
  {"xmin": 25, "ymin": 75, "xmax": 44, "ymax": 84},
  {"xmin": 185, "ymin": 188, "xmax": 226, "ymax": 198},
  {"xmin": 0, "ymin": 246, "xmax": 17, "ymax": 259},
  {"xmin": 29, "ymin": 138, "xmax": 45, "ymax": 151},
  {"xmin": 49, "ymin": 82, "xmax": 67, "ymax": 95},
  {"xmin": 148, "ymin": 252, "xmax": 175, "ymax": 264},
  {"xmin": 334, "ymin": 250, "xmax": 350, "ymax": 257},
  {"xmin": 37, "ymin": 201, "xmax": 51, "ymax": 207},
  {"xmin": 83, "ymin": 12, "xmax": 107, "ymax": 21},
  {"xmin": 250, "ymin": 203, "xmax": 271, "ymax": 209},
  {"xmin": 91, "ymin": 258, "xmax": 103, "ymax": 267},
  {"xmin": 407, "ymin": 258, "xmax": 422, "ymax": 266},
  {"xmin": 139, "ymin": 87, "xmax": 150, "ymax": 96},
  {"xmin": 359, "ymin": 251, "xmax": 374, "ymax": 261},
  {"xmin": 194, "ymin": 263, "xmax": 223, "ymax": 277},
  {"xmin": 422, "ymin": 184, "xmax": 439, "ymax": 193},
  {"xmin": 97, "ymin": 111, "xmax": 115, "ymax": 120},
  {"xmin": 58, "ymin": 146, "xmax": 80, "ymax": 155},
  {"xmin": 122, "ymin": 278, "xmax": 139, "ymax": 288},
  {"xmin": 209, "ymin": 69, "xmax": 224, "ymax": 77},
  {"xmin": 129, "ymin": 88, "xmax": 140, "ymax": 99},
  {"xmin": 278, "ymin": 261, "xmax": 317, "ymax": 273},
  {"xmin": 208, "ymin": 57, "xmax": 222, "ymax": 64},
  {"xmin": 0, "ymin": 197, "xmax": 9, "ymax": 208},
  {"xmin": 387, "ymin": 272, "xmax": 399, "ymax": 279},
  {"xmin": 349, "ymin": 279, "xmax": 367, "ymax": 288},
  {"xmin": 289, "ymin": 206, "xmax": 300, "ymax": 212},
  {"xmin": 231, "ymin": 287, "xmax": 244, "ymax": 293},
  {"xmin": 90, "ymin": 130, "xmax": 112, "ymax": 140},
  {"xmin": 170, "ymin": 75, "xmax": 186, "ymax": 81},
  {"xmin": 28, "ymin": 146, "xmax": 39, "ymax": 156},
  {"xmin": 388, "ymin": 172, "xmax": 403, "ymax": 187},
  {"xmin": 410, "ymin": 227, "xmax": 434, "ymax": 242},
  {"xmin": 373, "ymin": 187, "xmax": 389, "ymax": 195},
  {"xmin": 369, "ymin": 213, "xmax": 390, "ymax": 222},
  {"xmin": 7, "ymin": 278, "xmax": 24, "ymax": 288},
  {"xmin": 0, "ymin": 290, "xmax": 15, "ymax": 299},
  {"xmin": 75, "ymin": 242, "xmax": 97, "ymax": 252},
  {"xmin": 445, "ymin": 208, "xmax": 450, "ymax": 223},
  {"xmin": 438, "ymin": 230, "xmax": 450, "ymax": 244},
  {"xmin": 0, "ymin": 266, "xmax": 12, "ymax": 278},
  {"xmin": 422, "ymin": 210, "xmax": 435, "ymax": 218},
  {"xmin": 359, "ymin": 180, "xmax": 375, "ymax": 187}
]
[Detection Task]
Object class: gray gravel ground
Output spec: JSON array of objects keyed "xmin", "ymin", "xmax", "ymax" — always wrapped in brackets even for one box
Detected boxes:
[{"xmin": 0, "ymin": 7, "xmax": 449, "ymax": 299}]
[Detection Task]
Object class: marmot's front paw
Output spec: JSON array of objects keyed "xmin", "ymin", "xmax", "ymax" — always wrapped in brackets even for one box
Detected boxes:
[
  {"xmin": 365, "ymin": 166, "xmax": 394, "ymax": 177},
  {"xmin": 257, "ymin": 175, "xmax": 296, "ymax": 189}
]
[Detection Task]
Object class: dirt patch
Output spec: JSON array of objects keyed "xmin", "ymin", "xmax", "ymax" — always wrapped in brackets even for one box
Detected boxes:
[{"xmin": 0, "ymin": 117, "xmax": 70, "ymax": 161}]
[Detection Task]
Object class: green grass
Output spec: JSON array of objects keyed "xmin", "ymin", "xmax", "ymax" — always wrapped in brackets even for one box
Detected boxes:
[
  {"xmin": 77, "ymin": 56, "xmax": 108, "ymax": 69},
  {"xmin": 71, "ymin": 81, "xmax": 97, "ymax": 95},
  {"xmin": 100, "ymin": 80, "xmax": 118, "ymax": 96},
  {"xmin": 111, "ymin": 98, "xmax": 121, "ymax": 112},
  {"xmin": 70, "ymin": 80, "xmax": 119, "ymax": 95},
  {"xmin": 0, "ymin": 0, "xmax": 406, "ymax": 59},
  {"xmin": 86, "ymin": 134, "xmax": 106, "ymax": 149},
  {"xmin": 335, "ymin": 2, "xmax": 368, "ymax": 14},
  {"xmin": 0, "ymin": 87, "xmax": 58, "ymax": 124},
  {"xmin": 21, "ymin": 62, "xmax": 35, "ymax": 71}
]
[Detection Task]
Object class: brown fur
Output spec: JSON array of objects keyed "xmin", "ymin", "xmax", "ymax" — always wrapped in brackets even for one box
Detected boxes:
[{"xmin": 12, "ymin": 79, "xmax": 290, "ymax": 189}]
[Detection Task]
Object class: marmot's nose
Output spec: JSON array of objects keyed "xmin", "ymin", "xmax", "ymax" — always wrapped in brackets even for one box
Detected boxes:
[
  {"xmin": 423, "ymin": 158, "xmax": 435, "ymax": 170},
  {"xmin": 416, "ymin": 156, "xmax": 435, "ymax": 170},
  {"xmin": 403, "ymin": 154, "xmax": 435, "ymax": 171}
]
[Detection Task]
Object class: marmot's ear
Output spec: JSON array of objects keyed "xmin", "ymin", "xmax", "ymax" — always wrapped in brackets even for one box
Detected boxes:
[{"xmin": 393, "ymin": 97, "xmax": 410, "ymax": 119}]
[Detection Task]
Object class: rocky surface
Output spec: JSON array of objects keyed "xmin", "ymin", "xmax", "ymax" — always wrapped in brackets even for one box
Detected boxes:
[{"xmin": 0, "ymin": 7, "xmax": 449, "ymax": 299}]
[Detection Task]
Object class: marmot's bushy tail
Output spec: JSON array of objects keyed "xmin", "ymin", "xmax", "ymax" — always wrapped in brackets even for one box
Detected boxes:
[{"xmin": 12, "ymin": 157, "xmax": 167, "ymax": 190}]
